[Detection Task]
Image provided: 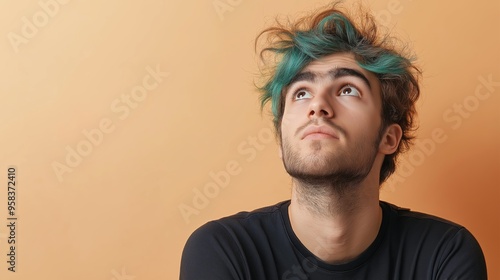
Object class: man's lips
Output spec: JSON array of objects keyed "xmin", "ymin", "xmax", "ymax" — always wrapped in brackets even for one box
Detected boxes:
[{"xmin": 301, "ymin": 125, "xmax": 340, "ymax": 140}]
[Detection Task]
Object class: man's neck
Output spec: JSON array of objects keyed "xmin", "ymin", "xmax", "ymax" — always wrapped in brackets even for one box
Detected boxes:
[{"xmin": 288, "ymin": 179, "xmax": 382, "ymax": 264}]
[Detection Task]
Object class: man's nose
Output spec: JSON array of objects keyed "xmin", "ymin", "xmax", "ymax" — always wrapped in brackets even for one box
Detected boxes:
[{"xmin": 308, "ymin": 93, "xmax": 334, "ymax": 119}]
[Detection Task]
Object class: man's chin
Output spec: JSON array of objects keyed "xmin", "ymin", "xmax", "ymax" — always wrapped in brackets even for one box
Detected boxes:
[
  {"xmin": 286, "ymin": 169, "xmax": 339, "ymax": 182},
  {"xmin": 286, "ymin": 167, "xmax": 370, "ymax": 185}
]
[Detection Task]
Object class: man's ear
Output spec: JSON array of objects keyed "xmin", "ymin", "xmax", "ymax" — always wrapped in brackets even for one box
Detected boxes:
[
  {"xmin": 278, "ymin": 145, "xmax": 283, "ymax": 159},
  {"xmin": 378, "ymin": 124, "xmax": 403, "ymax": 155}
]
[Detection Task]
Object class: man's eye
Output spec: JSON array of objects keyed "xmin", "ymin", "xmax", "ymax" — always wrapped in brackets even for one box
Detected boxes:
[
  {"xmin": 294, "ymin": 90, "xmax": 312, "ymax": 100},
  {"xmin": 339, "ymin": 85, "xmax": 360, "ymax": 97}
]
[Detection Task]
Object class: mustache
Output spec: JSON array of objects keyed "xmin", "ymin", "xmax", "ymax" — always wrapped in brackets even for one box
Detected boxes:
[{"xmin": 294, "ymin": 119, "xmax": 346, "ymax": 138}]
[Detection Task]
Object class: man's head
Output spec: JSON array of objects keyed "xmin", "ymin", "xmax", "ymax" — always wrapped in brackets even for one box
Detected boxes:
[{"xmin": 256, "ymin": 3, "xmax": 420, "ymax": 184}]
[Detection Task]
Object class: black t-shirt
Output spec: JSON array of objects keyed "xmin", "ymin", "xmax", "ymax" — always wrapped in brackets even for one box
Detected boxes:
[{"xmin": 180, "ymin": 200, "xmax": 487, "ymax": 279}]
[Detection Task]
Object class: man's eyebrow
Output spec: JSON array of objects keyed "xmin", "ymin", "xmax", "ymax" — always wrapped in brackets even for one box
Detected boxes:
[
  {"xmin": 286, "ymin": 67, "xmax": 372, "ymax": 90},
  {"xmin": 329, "ymin": 67, "xmax": 372, "ymax": 89},
  {"xmin": 288, "ymin": 71, "xmax": 316, "ymax": 85}
]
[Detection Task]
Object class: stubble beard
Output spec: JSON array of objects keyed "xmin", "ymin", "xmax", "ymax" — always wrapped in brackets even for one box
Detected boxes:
[{"xmin": 281, "ymin": 130, "xmax": 382, "ymax": 199}]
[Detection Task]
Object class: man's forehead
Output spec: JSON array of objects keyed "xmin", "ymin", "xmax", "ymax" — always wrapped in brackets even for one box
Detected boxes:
[{"xmin": 301, "ymin": 53, "xmax": 365, "ymax": 74}]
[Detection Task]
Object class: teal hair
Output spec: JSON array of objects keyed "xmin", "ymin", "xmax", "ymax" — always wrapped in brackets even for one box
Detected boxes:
[{"xmin": 257, "ymin": 5, "xmax": 421, "ymax": 183}]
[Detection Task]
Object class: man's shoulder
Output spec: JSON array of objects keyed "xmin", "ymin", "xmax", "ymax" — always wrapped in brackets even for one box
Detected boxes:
[
  {"xmin": 209, "ymin": 200, "xmax": 289, "ymax": 231},
  {"xmin": 182, "ymin": 200, "xmax": 290, "ymax": 264},
  {"xmin": 380, "ymin": 200, "xmax": 478, "ymax": 248},
  {"xmin": 379, "ymin": 201, "xmax": 487, "ymax": 278},
  {"xmin": 381, "ymin": 200, "xmax": 464, "ymax": 230},
  {"xmin": 221, "ymin": 200, "xmax": 289, "ymax": 219},
  {"xmin": 190, "ymin": 200, "xmax": 289, "ymax": 239},
  {"xmin": 181, "ymin": 201, "xmax": 297, "ymax": 278}
]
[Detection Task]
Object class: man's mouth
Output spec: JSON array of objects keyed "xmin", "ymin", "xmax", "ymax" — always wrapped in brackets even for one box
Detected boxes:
[{"xmin": 301, "ymin": 125, "xmax": 340, "ymax": 140}]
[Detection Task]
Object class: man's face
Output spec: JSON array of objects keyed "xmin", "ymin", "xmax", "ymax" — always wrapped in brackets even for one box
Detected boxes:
[{"xmin": 279, "ymin": 52, "xmax": 385, "ymax": 186}]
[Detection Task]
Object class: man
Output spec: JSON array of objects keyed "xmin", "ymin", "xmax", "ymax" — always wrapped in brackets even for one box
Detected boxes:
[{"xmin": 180, "ymin": 3, "xmax": 487, "ymax": 279}]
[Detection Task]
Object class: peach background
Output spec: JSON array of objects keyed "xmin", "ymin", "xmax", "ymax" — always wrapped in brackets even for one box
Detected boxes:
[{"xmin": 0, "ymin": 0, "xmax": 498, "ymax": 279}]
